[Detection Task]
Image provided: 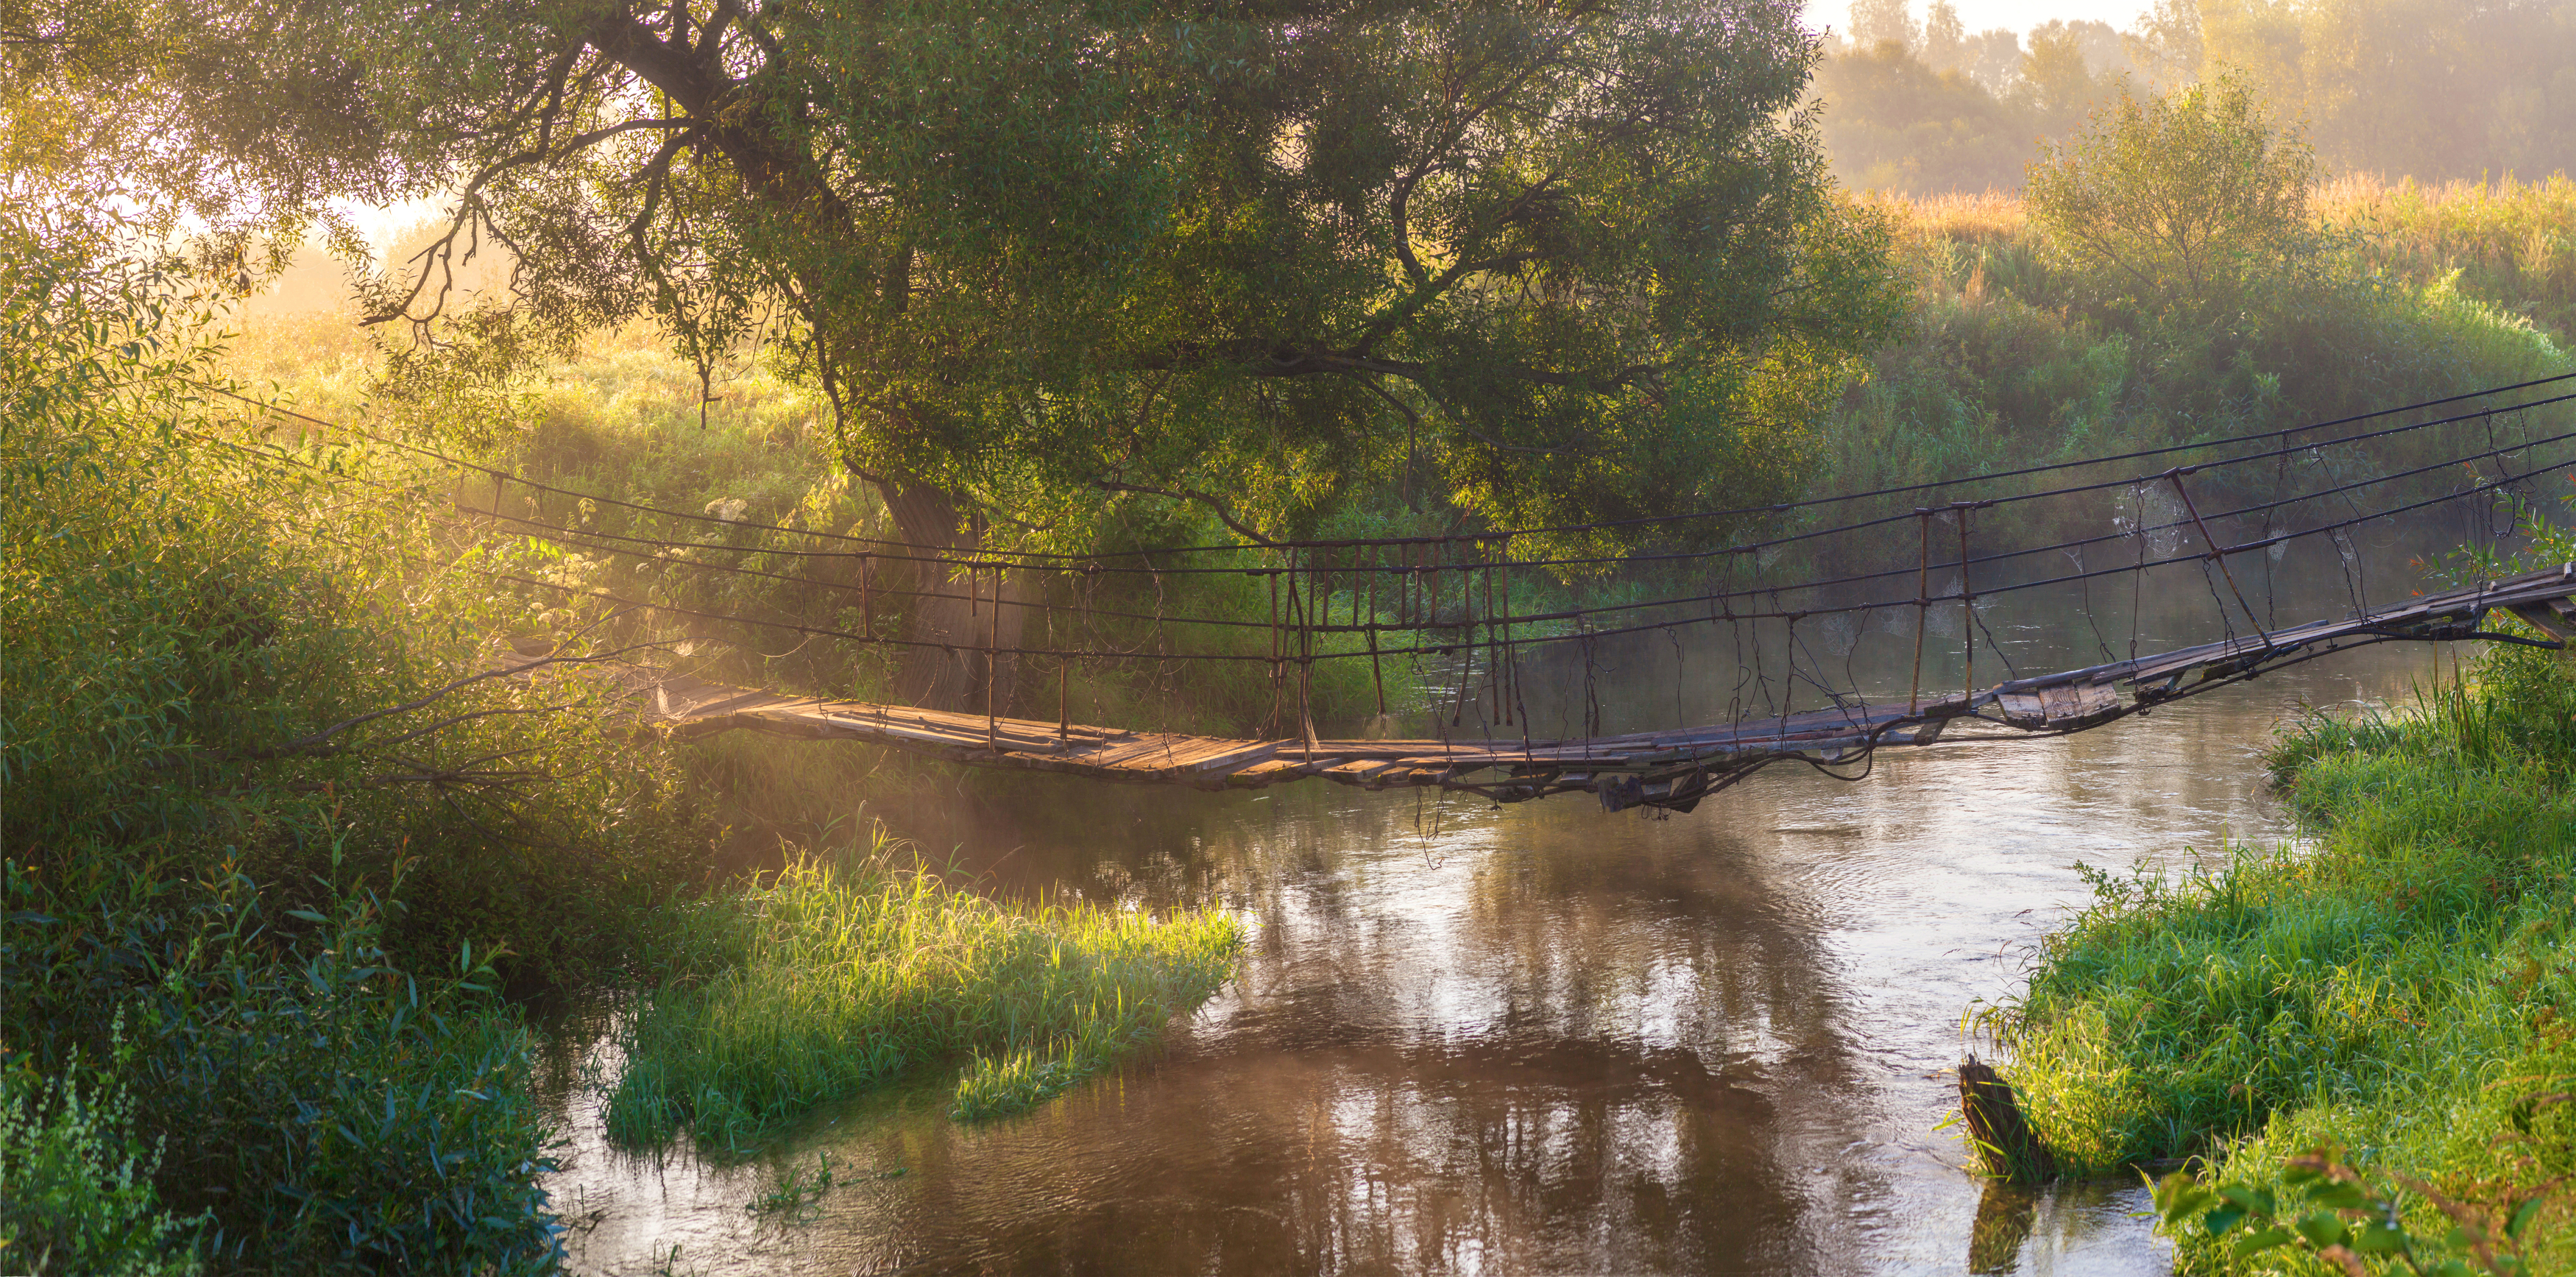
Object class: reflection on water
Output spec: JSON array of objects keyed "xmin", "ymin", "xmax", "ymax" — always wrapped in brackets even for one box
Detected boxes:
[{"xmin": 543, "ymin": 596, "xmax": 2459, "ymax": 1275}]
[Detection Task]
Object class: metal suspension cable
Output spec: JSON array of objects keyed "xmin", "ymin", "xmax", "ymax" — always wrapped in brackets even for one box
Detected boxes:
[
  {"xmin": 208, "ymin": 389, "xmax": 1129, "ymax": 567},
  {"xmin": 211, "ymin": 400, "xmax": 2576, "ymax": 654},
  {"xmin": 210, "ymin": 374, "xmax": 2576, "ymax": 570},
  {"xmin": 414, "ymin": 440, "xmax": 2572, "ymax": 671},
  {"xmin": 214, "ymin": 385, "xmax": 2576, "ymax": 588},
  {"xmin": 194, "ymin": 434, "xmax": 1354, "ymax": 633},
  {"xmin": 1283, "ymin": 453, "xmax": 2555, "ymax": 668},
  {"xmin": 233, "ymin": 425, "xmax": 2572, "ymax": 766},
  {"xmin": 1442, "ymin": 439, "xmax": 2576, "ymax": 658},
  {"xmin": 1439, "ymin": 411, "xmax": 2576, "ymax": 637},
  {"xmin": 379, "ymin": 552, "xmax": 1292, "ymax": 664},
  {"xmin": 1463, "ymin": 389, "xmax": 2576, "ymax": 575}
]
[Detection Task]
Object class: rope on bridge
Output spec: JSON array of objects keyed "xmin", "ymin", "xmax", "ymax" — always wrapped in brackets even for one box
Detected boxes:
[{"xmin": 207, "ymin": 376, "xmax": 2576, "ymax": 807}]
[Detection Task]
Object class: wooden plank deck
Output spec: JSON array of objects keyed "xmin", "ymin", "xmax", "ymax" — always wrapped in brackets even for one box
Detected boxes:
[{"xmin": 593, "ymin": 562, "xmax": 2576, "ymax": 813}]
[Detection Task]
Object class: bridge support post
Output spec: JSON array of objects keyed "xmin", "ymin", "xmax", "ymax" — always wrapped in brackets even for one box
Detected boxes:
[
  {"xmin": 1911, "ymin": 509, "xmax": 1931, "ymax": 714},
  {"xmin": 1957, "ymin": 503, "xmax": 1975, "ymax": 702}
]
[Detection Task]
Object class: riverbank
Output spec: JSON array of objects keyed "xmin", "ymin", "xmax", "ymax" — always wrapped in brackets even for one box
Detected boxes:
[{"xmin": 1996, "ymin": 630, "xmax": 2576, "ymax": 1270}]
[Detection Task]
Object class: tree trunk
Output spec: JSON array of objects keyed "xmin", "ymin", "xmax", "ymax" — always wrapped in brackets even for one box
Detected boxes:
[{"xmin": 874, "ymin": 477, "xmax": 1027, "ymax": 715}]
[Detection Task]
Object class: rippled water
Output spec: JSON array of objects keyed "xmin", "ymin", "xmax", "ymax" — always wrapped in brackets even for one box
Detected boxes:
[{"xmin": 541, "ymin": 586, "xmax": 2461, "ymax": 1276}]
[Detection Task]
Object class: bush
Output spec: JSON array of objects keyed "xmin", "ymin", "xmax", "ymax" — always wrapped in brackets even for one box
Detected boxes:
[
  {"xmin": 2028, "ymin": 71, "xmax": 2329, "ymax": 326},
  {"xmin": 2, "ymin": 213, "xmax": 691, "ymax": 1270},
  {"xmin": 4, "ymin": 858, "xmax": 567, "ymax": 1273}
]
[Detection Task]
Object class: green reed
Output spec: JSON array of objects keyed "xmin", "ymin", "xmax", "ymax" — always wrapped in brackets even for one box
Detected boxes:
[{"xmin": 606, "ymin": 827, "xmax": 1242, "ymax": 1153}]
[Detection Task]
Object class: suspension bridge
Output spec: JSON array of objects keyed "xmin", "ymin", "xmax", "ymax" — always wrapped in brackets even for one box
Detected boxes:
[
  {"xmin": 581, "ymin": 562, "xmax": 2576, "ymax": 812},
  {"xmin": 225, "ymin": 374, "xmax": 2576, "ymax": 813}
]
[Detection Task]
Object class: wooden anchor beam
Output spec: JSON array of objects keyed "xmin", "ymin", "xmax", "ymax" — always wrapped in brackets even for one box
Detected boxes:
[{"xmin": 590, "ymin": 563, "xmax": 2576, "ymax": 814}]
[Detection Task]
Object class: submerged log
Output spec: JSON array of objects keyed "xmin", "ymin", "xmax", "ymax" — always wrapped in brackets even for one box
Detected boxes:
[{"xmin": 1958, "ymin": 1055, "xmax": 2055, "ymax": 1181}]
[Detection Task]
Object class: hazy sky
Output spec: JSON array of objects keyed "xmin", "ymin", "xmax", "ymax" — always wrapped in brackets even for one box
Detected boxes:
[{"xmin": 1802, "ymin": 0, "xmax": 2152, "ymax": 35}]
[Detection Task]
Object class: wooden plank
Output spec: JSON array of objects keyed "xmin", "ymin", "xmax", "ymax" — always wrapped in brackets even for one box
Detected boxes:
[
  {"xmin": 2045, "ymin": 682, "xmax": 2120, "ymax": 727},
  {"xmin": 1123, "ymin": 737, "xmax": 1255, "ymax": 772},
  {"xmin": 1367, "ymin": 767, "xmax": 1444, "ymax": 788},
  {"xmin": 1172, "ymin": 740, "xmax": 1283, "ymax": 774},
  {"xmin": 1225, "ymin": 757, "xmax": 1319, "ymax": 785},
  {"xmin": 1321, "ymin": 759, "xmax": 1417, "ymax": 783},
  {"xmin": 2510, "ymin": 601, "xmax": 2576, "ymax": 640},
  {"xmin": 1080, "ymin": 735, "xmax": 1209, "ymax": 770}
]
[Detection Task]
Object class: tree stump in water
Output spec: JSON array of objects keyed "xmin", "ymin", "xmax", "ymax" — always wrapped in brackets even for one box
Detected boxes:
[{"xmin": 1958, "ymin": 1055, "xmax": 2054, "ymax": 1180}]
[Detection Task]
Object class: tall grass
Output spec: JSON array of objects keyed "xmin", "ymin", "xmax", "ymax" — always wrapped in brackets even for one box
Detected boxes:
[
  {"xmin": 2324, "ymin": 173, "xmax": 2576, "ymax": 342},
  {"xmin": 606, "ymin": 826, "xmax": 1242, "ymax": 1153},
  {"xmin": 1987, "ymin": 623, "xmax": 2576, "ymax": 1271}
]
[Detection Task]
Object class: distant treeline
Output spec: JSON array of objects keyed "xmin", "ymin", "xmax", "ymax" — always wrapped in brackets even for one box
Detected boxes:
[{"xmin": 1816, "ymin": 0, "xmax": 2576, "ymax": 194}]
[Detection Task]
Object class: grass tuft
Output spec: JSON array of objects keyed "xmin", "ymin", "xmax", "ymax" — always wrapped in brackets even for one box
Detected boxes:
[{"xmin": 606, "ymin": 826, "xmax": 1242, "ymax": 1153}]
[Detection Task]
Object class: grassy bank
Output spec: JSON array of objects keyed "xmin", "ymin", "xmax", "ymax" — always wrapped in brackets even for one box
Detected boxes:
[
  {"xmin": 1991, "ymin": 619, "xmax": 2576, "ymax": 1270},
  {"xmin": 606, "ymin": 827, "xmax": 1242, "ymax": 1153}
]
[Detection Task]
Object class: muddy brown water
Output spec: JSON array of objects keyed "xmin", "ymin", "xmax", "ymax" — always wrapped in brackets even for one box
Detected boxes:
[{"xmin": 540, "ymin": 588, "xmax": 2465, "ymax": 1276}]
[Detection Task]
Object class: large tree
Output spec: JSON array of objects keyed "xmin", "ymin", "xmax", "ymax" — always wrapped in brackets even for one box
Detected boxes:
[{"xmin": 7, "ymin": 0, "xmax": 1900, "ymax": 704}]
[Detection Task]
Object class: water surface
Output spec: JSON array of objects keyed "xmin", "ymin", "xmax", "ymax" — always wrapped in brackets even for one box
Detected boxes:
[{"xmin": 543, "ymin": 601, "xmax": 2459, "ymax": 1276}]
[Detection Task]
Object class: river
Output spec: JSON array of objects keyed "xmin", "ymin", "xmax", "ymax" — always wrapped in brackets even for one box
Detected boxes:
[{"xmin": 538, "ymin": 574, "xmax": 2463, "ymax": 1276}]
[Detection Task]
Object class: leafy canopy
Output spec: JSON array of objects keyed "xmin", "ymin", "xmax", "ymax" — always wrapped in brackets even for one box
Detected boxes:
[{"xmin": 7, "ymin": 0, "xmax": 1903, "ymax": 552}]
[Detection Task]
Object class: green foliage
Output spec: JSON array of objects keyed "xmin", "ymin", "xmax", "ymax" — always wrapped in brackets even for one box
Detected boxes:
[
  {"xmin": 1814, "ymin": 40, "xmax": 2036, "ymax": 194},
  {"xmin": 3, "ymin": 229, "xmax": 699, "ymax": 986},
  {"xmin": 1819, "ymin": 0, "xmax": 2576, "ymax": 194},
  {"xmin": 3, "ymin": 858, "xmax": 570, "ymax": 1273},
  {"xmin": 0, "ymin": 1050, "xmax": 206, "ymax": 1277},
  {"xmin": 2153, "ymin": 1153, "xmax": 2537, "ymax": 1276},
  {"xmin": 744, "ymin": 1153, "xmax": 840, "ymax": 1221},
  {"xmin": 606, "ymin": 826, "xmax": 1242, "ymax": 1153},
  {"xmin": 1, "ymin": 219, "xmax": 703, "ymax": 1269},
  {"xmin": 7, "ymin": 0, "xmax": 1908, "ymax": 556},
  {"xmin": 1811, "ymin": 7, "xmax": 2127, "ymax": 196},
  {"xmin": 2336, "ymin": 174, "xmax": 2576, "ymax": 344},
  {"xmin": 1792, "ymin": 174, "xmax": 2572, "ymax": 579},
  {"xmin": 2028, "ymin": 72, "xmax": 2328, "ymax": 325}
]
